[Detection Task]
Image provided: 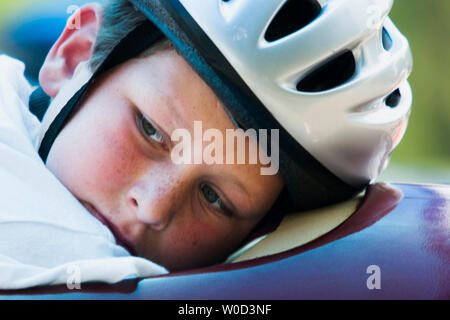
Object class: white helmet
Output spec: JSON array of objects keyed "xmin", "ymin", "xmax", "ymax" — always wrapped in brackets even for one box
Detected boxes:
[
  {"xmin": 36, "ymin": 0, "xmax": 413, "ymax": 212},
  {"xmin": 179, "ymin": 0, "xmax": 413, "ymax": 186}
]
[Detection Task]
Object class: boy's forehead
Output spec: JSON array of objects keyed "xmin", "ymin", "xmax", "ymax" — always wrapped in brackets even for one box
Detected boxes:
[{"xmin": 126, "ymin": 50, "xmax": 238, "ymax": 133}]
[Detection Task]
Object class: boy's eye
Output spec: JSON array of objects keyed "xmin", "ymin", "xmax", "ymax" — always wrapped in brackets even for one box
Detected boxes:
[
  {"xmin": 200, "ymin": 183, "xmax": 232, "ymax": 216},
  {"xmin": 136, "ymin": 111, "xmax": 164, "ymax": 144}
]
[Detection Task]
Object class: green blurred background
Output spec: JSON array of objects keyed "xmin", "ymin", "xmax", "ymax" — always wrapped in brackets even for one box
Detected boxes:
[
  {"xmin": 0, "ymin": 0, "xmax": 449, "ymax": 183},
  {"xmin": 384, "ymin": 0, "xmax": 450, "ymax": 183}
]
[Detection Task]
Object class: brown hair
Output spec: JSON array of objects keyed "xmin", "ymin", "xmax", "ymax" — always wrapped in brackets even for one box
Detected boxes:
[{"xmin": 89, "ymin": 0, "xmax": 172, "ymax": 71}]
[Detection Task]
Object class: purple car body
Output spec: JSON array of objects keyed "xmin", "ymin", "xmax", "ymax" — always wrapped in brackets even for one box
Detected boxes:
[{"xmin": 1, "ymin": 182, "xmax": 448, "ymax": 299}]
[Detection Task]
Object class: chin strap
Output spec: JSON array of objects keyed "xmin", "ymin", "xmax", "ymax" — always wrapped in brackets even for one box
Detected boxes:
[{"xmin": 29, "ymin": 86, "xmax": 51, "ymax": 122}]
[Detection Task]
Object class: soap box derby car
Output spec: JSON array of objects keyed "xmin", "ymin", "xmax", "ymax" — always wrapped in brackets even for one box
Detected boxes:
[
  {"xmin": 0, "ymin": 0, "xmax": 448, "ymax": 300},
  {"xmin": 1, "ymin": 182, "xmax": 449, "ymax": 300}
]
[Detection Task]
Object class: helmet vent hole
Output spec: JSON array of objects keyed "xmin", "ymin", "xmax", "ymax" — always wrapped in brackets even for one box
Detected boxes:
[
  {"xmin": 385, "ymin": 89, "xmax": 401, "ymax": 108},
  {"xmin": 296, "ymin": 50, "xmax": 356, "ymax": 92},
  {"xmin": 265, "ymin": 0, "xmax": 322, "ymax": 42},
  {"xmin": 382, "ymin": 27, "xmax": 393, "ymax": 51}
]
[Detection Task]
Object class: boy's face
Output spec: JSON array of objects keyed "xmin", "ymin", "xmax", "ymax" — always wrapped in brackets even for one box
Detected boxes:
[{"xmin": 45, "ymin": 48, "xmax": 284, "ymax": 271}]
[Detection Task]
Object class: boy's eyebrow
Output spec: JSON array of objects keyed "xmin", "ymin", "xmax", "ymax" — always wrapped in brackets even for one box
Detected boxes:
[
  {"xmin": 220, "ymin": 173, "xmax": 251, "ymax": 215},
  {"xmin": 162, "ymin": 97, "xmax": 193, "ymax": 133},
  {"xmin": 229, "ymin": 175, "xmax": 249, "ymax": 198}
]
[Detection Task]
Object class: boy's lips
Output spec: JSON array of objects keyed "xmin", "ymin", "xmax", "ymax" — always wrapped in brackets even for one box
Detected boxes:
[{"xmin": 83, "ymin": 202, "xmax": 137, "ymax": 256}]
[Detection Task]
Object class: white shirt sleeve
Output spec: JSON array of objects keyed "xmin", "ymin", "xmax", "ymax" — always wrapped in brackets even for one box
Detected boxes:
[{"xmin": 0, "ymin": 55, "xmax": 41, "ymax": 151}]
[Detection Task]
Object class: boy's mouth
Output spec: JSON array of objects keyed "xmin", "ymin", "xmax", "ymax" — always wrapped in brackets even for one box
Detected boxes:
[{"xmin": 82, "ymin": 202, "xmax": 137, "ymax": 256}]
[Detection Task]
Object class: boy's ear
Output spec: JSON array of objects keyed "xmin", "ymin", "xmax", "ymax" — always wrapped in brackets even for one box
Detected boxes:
[{"xmin": 39, "ymin": 3, "xmax": 103, "ymax": 97}]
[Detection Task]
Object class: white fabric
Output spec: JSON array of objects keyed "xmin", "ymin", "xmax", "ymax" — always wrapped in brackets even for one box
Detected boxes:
[{"xmin": 0, "ymin": 55, "xmax": 168, "ymax": 290}]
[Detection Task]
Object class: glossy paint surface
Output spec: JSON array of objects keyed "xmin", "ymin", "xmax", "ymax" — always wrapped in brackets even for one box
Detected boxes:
[{"xmin": 2, "ymin": 183, "xmax": 449, "ymax": 299}]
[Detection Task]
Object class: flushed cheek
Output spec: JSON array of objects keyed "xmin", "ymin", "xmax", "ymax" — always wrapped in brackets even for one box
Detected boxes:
[
  {"xmin": 58, "ymin": 106, "xmax": 144, "ymax": 205},
  {"xmin": 81, "ymin": 120, "xmax": 144, "ymax": 197},
  {"xmin": 150, "ymin": 219, "xmax": 244, "ymax": 270}
]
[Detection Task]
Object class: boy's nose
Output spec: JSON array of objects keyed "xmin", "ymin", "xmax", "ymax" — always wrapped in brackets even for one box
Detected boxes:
[{"xmin": 126, "ymin": 165, "xmax": 192, "ymax": 231}]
